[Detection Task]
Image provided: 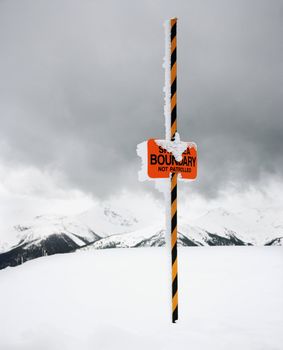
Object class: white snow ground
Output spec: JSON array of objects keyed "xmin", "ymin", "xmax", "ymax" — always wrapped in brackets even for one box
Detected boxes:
[{"xmin": 0, "ymin": 247, "xmax": 282, "ymax": 349}]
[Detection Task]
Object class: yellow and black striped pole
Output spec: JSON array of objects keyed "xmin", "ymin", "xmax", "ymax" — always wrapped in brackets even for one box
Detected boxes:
[{"xmin": 170, "ymin": 17, "xmax": 178, "ymax": 324}]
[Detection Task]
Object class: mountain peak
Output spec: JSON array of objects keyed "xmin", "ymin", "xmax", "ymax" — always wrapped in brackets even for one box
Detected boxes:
[{"xmin": 103, "ymin": 206, "xmax": 138, "ymax": 227}]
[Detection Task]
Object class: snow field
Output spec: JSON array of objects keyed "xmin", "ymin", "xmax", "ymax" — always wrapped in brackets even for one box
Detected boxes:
[{"xmin": 0, "ymin": 246, "xmax": 282, "ymax": 349}]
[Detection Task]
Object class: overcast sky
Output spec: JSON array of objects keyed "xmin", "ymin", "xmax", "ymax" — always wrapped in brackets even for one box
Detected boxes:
[{"xmin": 0, "ymin": 0, "xmax": 282, "ymax": 228}]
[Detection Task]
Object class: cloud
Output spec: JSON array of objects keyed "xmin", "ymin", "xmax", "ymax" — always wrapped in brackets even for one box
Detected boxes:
[{"xmin": 0, "ymin": 0, "xmax": 282, "ymax": 200}]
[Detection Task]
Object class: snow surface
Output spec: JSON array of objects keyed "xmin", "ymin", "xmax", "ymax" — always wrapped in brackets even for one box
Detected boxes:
[
  {"xmin": 156, "ymin": 133, "xmax": 196, "ymax": 162},
  {"xmin": 0, "ymin": 247, "xmax": 282, "ymax": 349}
]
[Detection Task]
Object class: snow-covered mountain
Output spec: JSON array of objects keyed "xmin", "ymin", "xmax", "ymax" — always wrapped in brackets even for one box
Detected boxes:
[
  {"xmin": 82, "ymin": 206, "xmax": 283, "ymax": 251},
  {"xmin": 0, "ymin": 205, "xmax": 282, "ymax": 270},
  {"xmin": 83, "ymin": 222, "xmax": 249, "ymax": 251},
  {"xmin": 0, "ymin": 215, "xmax": 100, "ymax": 270},
  {"xmin": 0, "ymin": 205, "xmax": 142, "ymax": 269},
  {"xmin": 189, "ymin": 207, "xmax": 283, "ymax": 245}
]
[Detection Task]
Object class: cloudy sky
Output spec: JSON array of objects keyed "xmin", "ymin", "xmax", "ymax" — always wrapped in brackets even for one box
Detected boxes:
[{"xmin": 0, "ymin": 0, "xmax": 282, "ymax": 229}]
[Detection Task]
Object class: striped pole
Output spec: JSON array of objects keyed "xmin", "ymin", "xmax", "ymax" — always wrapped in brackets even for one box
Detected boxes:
[{"xmin": 170, "ymin": 17, "xmax": 178, "ymax": 323}]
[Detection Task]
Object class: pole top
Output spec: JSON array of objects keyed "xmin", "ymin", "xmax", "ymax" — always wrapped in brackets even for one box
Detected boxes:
[{"xmin": 163, "ymin": 17, "xmax": 177, "ymax": 27}]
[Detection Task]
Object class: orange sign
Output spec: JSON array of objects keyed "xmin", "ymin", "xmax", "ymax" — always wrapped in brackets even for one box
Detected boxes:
[{"xmin": 147, "ymin": 139, "xmax": 197, "ymax": 179}]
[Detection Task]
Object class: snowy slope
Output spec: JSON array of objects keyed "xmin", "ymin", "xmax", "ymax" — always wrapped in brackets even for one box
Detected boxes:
[
  {"xmin": 0, "ymin": 247, "xmax": 282, "ymax": 350},
  {"xmin": 190, "ymin": 207, "xmax": 283, "ymax": 245},
  {"xmin": 15, "ymin": 214, "xmax": 98, "ymax": 245},
  {"xmin": 83, "ymin": 225, "xmax": 164, "ymax": 249},
  {"xmin": 178, "ymin": 222, "xmax": 249, "ymax": 246}
]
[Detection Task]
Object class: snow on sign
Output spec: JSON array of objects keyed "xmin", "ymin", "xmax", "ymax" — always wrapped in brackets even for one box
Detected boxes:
[{"xmin": 147, "ymin": 138, "xmax": 197, "ymax": 179}]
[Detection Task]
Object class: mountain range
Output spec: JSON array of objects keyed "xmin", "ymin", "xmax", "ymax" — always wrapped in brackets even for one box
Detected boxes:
[{"xmin": 0, "ymin": 205, "xmax": 282, "ymax": 270}]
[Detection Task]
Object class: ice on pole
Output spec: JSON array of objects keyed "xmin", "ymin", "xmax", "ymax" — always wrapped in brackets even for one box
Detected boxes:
[{"xmin": 137, "ymin": 18, "xmax": 198, "ymax": 323}]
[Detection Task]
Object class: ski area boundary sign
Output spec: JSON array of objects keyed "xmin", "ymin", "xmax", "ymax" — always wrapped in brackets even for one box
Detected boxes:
[{"xmin": 147, "ymin": 139, "xmax": 197, "ymax": 179}]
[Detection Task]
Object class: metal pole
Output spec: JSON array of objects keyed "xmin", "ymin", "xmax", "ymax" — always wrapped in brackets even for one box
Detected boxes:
[{"xmin": 170, "ymin": 17, "xmax": 178, "ymax": 323}]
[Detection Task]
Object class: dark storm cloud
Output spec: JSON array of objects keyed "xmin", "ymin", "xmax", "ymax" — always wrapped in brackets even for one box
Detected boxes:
[{"xmin": 0, "ymin": 0, "xmax": 282, "ymax": 198}]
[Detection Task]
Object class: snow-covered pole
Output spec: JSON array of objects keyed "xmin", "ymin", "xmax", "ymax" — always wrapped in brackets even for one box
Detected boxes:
[
  {"xmin": 164, "ymin": 17, "xmax": 178, "ymax": 324},
  {"xmin": 138, "ymin": 17, "xmax": 197, "ymax": 324}
]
